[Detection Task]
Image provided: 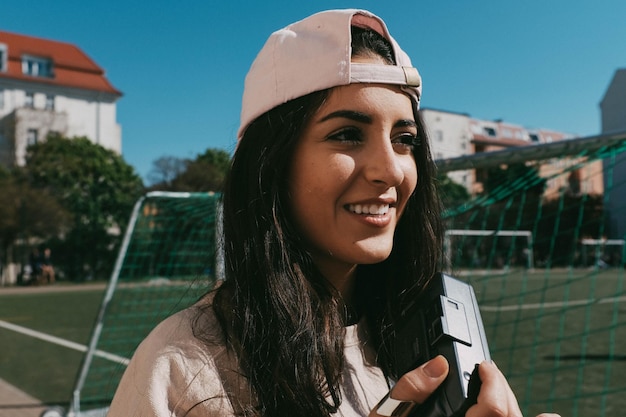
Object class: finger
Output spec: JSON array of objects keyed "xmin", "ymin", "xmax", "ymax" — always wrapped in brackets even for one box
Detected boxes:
[
  {"xmin": 466, "ymin": 361, "xmax": 522, "ymax": 417},
  {"xmin": 494, "ymin": 362, "xmax": 523, "ymax": 417},
  {"xmin": 390, "ymin": 355, "xmax": 449, "ymax": 403}
]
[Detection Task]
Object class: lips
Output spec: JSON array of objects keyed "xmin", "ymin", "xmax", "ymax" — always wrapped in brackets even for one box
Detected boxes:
[{"xmin": 347, "ymin": 203, "xmax": 390, "ymax": 215}]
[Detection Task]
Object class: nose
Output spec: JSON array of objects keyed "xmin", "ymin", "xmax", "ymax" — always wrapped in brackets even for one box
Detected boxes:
[{"xmin": 362, "ymin": 137, "xmax": 405, "ymax": 187}]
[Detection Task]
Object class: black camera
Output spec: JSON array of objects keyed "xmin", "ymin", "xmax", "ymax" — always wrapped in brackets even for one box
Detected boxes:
[{"xmin": 393, "ymin": 272, "xmax": 491, "ymax": 417}]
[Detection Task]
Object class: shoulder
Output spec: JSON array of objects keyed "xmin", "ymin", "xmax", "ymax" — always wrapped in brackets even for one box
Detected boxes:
[{"xmin": 108, "ymin": 297, "xmax": 243, "ymax": 416}]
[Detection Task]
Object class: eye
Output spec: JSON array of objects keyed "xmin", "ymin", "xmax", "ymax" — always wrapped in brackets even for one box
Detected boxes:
[
  {"xmin": 327, "ymin": 127, "xmax": 363, "ymax": 145},
  {"xmin": 392, "ymin": 133, "xmax": 420, "ymax": 154}
]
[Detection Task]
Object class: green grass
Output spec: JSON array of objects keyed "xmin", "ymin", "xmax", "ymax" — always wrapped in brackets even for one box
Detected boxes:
[
  {"xmin": 0, "ymin": 286, "xmax": 105, "ymax": 406},
  {"xmin": 1, "ymin": 270, "xmax": 626, "ymax": 416},
  {"xmin": 465, "ymin": 268, "xmax": 626, "ymax": 417}
]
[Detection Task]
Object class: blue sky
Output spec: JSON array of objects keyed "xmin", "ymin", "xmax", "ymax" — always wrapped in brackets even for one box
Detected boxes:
[{"xmin": 3, "ymin": 0, "xmax": 625, "ymax": 182}]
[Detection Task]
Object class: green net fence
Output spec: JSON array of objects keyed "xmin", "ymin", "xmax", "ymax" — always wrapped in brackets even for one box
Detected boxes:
[
  {"xmin": 71, "ymin": 191, "xmax": 221, "ymax": 414},
  {"xmin": 440, "ymin": 134, "xmax": 626, "ymax": 417},
  {"xmin": 73, "ymin": 134, "xmax": 626, "ymax": 416}
]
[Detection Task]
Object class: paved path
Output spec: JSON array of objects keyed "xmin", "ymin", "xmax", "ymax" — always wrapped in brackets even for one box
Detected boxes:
[{"xmin": 0, "ymin": 378, "xmax": 45, "ymax": 417}]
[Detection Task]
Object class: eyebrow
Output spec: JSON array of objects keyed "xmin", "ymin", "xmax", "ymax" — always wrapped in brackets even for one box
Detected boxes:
[
  {"xmin": 318, "ymin": 110, "xmax": 371, "ymax": 124},
  {"xmin": 317, "ymin": 110, "xmax": 417, "ymax": 129}
]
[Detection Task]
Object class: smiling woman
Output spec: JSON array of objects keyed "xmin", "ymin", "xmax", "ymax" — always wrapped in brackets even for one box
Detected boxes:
[
  {"xmin": 289, "ymin": 83, "xmax": 419, "ymax": 290},
  {"xmin": 106, "ymin": 9, "xmax": 559, "ymax": 417}
]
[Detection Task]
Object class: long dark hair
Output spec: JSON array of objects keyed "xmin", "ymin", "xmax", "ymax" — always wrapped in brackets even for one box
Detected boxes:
[{"xmin": 209, "ymin": 27, "xmax": 443, "ymax": 416}]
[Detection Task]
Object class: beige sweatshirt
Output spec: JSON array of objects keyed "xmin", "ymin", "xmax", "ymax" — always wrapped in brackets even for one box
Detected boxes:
[{"xmin": 107, "ymin": 300, "xmax": 390, "ymax": 416}]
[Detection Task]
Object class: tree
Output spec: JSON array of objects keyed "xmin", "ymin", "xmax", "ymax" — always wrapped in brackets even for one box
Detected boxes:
[
  {"xmin": 483, "ymin": 162, "xmax": 546, "ymax": 197},
  {"xmin": 437, "ymin": 172, "xmax": 470, "ymax": 211},
  {"xmin": 149, "ymin": 148, "xmax": 231, "ymax": 192},
  {"xmin": 0, "ymin": 174, "xmax": 71, "ymax": 281},
  {"xmin": 23, "ymin": 134, "xmax": 144, "ymax": 280},
  {"xmin": 147, "ymin": 156, "xmax": 187, "ymax": 188}
]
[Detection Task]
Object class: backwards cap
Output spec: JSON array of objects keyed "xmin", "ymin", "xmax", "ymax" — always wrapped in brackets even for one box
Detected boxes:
[{"xmin": 238, "ymin": 9, "xmax": 422, "ymax": 140}]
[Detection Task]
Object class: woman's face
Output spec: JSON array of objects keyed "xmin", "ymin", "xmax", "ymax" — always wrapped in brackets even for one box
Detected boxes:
[{"xmin": 288, "ymin": 79, "xmax": 418, "ymax": 283}]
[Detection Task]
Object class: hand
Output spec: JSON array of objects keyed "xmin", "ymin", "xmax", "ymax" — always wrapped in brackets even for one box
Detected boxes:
[
  {"xmin": 466, "ymin": 361, "xmax": 561, "ymax": 417},
  {"xmin": 369, "ymin": 355, "xmax": 449, "ymax": 417},
  {"xmin": 370, "ymin": 357, "xmax": 561, "ymax": 417}
]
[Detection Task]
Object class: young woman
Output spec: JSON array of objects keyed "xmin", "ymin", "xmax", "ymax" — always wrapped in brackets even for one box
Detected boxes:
[{"xmin": 108, "ymin": 9, "xmax": 560, "ymax": 417}]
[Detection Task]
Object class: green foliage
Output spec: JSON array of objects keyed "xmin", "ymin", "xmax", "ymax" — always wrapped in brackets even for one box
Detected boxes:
[
  {"xmin": 437, "ymin": 172, "xmax": 470, "ymax": 211},
  {"xmin": 534, "ymin": 194, "xmax": 605, "ymax": 267},
  {"xmin": 0, "ymin": 176, "xmax": 71, "ymax": 253},
  {"xmin": 149, "ymin": 148, "xmax": 231, "ymax": 192},
  {"xmin": 483, "ymin": 162, "xmax": 546, "ymax": 197},
  {"xmin": 23, "ymin": 134, "xmax": 144, "ymax": 280},
  {"xmin": 445, "ymin": 161, "xmax": 605, "ymax": 268}
]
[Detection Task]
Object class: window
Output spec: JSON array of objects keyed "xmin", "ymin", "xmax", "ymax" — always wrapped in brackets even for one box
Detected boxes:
[
  {"xmin": 483, "ymin": 127, "xmax": 497, "ymax": 137},
  {"xmin": 45, "ymin": 94, "xmax": 55, "ymax": 110},
  {"xmin": 27, "ymin": 129, "xmax": 38, "ymax": 146},
  {"xmin": 529, "ymin": 133, "xmax": 540, "ymax": 143},
  {"xmin": 22, "ymin": 55, "xmax": 53, "ymax": 78},
  {"xmin": 25, "ymin": 92, "xmax": 34, "ymax": 108},
  {"xmin": 0, "ymin": 44, "xmax": 7, "ymax": 72}
]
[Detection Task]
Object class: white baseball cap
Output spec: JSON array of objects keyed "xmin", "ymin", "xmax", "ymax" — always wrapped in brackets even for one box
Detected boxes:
[{"xmin": 238, "ymin": 9, "xmax": 422, "ymax": 140}]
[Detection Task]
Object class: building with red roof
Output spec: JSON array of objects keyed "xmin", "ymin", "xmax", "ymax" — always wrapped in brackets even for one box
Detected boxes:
[
  {"xmin": 0, "ymin": 30, "xmax": 121, "ymax": 167},
  {"xmin": 422, "ymin": 108, "xmax": 604, "ymax": 198}
]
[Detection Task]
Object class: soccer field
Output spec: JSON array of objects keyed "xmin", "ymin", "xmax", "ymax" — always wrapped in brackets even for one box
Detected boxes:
[
  {"xmin": 1, "ymin": 268, "xmax": 625, "ymax": 416},
  {"xmin": 0, "ymin": 286, "xmax": 105, "ymax": 406},
  {"xmin": 462, "ymin": 268, "xmax": 626, "ymax": 417}
]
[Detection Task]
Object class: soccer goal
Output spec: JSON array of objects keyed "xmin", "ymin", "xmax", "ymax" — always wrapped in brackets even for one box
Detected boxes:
[
  {"xmin": 444, "ymin": 229, "xmax": 534, "ymax": 270},
  {"xmin": 438, "ymin": 131, "xmax": 626, "ymax": 417},
  {"xmin": 64, "ymin": 191, "xmax": 222, "ymax": 417},
  {"xmin": 580, "ymin": 238, "xmax": 625, "ymax": 268},
  {"xmin": 54, "ymin": 131, "xmax": 626, "ymax": 417}
]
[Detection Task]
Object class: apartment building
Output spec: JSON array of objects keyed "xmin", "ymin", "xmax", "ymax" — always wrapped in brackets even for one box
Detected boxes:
[
  {"xmin": 600, "ymin": 68, "xmax": 626, "ymax": 239},
  {"xmin": 422, "ymin": 108, "xmax": 604, "ymax": 198},
  {"xmin": 0, "ymin": 30, "xmax": 121, "ymax": 167}
]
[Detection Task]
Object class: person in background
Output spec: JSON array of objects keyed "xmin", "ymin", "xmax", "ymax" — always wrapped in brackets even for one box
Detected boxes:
[
  {"xmin": 28, "ymin": 247, "xmax": 42, "ymax": 285},
  {"xmin": 40, "ymin": 247, "xmax": 55, "ymax": 284},
  {"xmin": 108, "ymin": 9, "xmax": 560, "ymax": 417}
]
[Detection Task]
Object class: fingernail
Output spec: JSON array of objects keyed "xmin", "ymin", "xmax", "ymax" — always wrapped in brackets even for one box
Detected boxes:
[{"xmin": 423, "ymin": 355, "xmax": 447, "ymax": 378}]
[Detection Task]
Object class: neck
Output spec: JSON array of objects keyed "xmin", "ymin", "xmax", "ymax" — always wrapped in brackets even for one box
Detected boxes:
[
  {"xmin": 314, "ymin": 260, "xmax": 357, "ymax": 299},
  {"xmin": 311, "ymin": 258, "xmax": 361, "ymax": 325},
  {"xmin": 322, "ymin": 265, "xmax": 360, "ymax": 326}
]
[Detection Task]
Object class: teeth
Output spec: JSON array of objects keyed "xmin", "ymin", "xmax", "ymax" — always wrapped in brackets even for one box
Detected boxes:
[{"xmin": 348, "ymin": 204, "xmax": 389, "ymax": 215}]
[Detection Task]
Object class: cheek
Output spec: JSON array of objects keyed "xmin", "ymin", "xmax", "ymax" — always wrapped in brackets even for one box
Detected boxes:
[
  {"xmin": 297, "ymin": 155, "xmax": 355, "ymax": 192},
  {"xmin": 404, "ymin": 159, "xmax": 419, "ymax": 195}
]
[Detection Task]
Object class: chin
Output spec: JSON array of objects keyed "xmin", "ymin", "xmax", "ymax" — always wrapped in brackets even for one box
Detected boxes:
[{"xmin": 352, "ymin": 246, "xmax": 393, "ymax": 265}]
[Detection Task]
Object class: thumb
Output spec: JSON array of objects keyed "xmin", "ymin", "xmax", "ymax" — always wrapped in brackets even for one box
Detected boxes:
[{"xmin": 391, "ymin": 355, "xmax": 449, "ymax": 403}]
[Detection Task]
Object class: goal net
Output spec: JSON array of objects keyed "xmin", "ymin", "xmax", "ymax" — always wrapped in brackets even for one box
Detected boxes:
[
  {"xmin": 439, "ymin": 131, "xmax": 626, "ymax": 417},
  {"xmin": 68, "ymin": 191, "xmax": 221, "ymax": 416},
  {"xmin": 444, "ymin": 229, "xmax": 534, "ymax": 270},
  {"xmin": 67, "ymin": 132, "xmax": 626, "ymax": 417}
]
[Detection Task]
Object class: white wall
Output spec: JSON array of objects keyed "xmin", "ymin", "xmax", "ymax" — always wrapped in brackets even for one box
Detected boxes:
[
  {"xmin": 422, "ymin": 109, "xmax": 473, "ymax": 191},
  {"xmin": 56, "ymin": 93, "xmax": 121, "ymax": 152},
  {"xmin": 600, "ymin": 69, "xmax": 626, "ymax": 239},
  {"xmin": 0, "ymin": 79, "xmax": 121, "ymax": 159}
]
